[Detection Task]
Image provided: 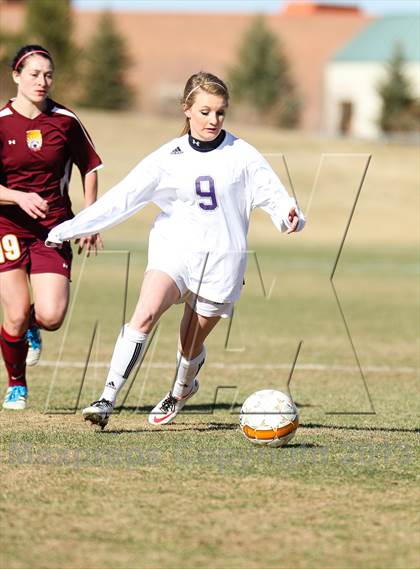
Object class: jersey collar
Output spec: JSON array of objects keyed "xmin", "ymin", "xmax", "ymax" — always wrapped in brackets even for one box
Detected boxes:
[
  {"xmin": 188, "ymin": 130, "xmax": 226, "ymax": 152},
  {"xmin": 7, "ymin": 97, "xmax": 55, "ymax": 118}
]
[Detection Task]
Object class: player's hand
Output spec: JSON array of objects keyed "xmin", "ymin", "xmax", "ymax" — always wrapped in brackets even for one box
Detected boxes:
[
  {"xmin": 76, "ymin": 234, "xmax": 104, "ymax": 257},
  {"xmin": 15, "ymin": 192, "xmax": 49, "ymax": 219},
  {"xmin": 286, "ymin": 207, "xmax": 299, "ymax": 234}
]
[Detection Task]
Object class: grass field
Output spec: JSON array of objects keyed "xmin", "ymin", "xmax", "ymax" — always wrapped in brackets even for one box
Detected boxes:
[{"xmin": 0, "ymin": 111, "xmax": 419, "ymax": 569}]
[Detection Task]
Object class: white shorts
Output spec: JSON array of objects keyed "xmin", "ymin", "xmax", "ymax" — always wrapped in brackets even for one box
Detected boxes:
[
  {"xmin": 146, "ymin": 231, "xmax": 233, "ymax": 319},
  {"xmin": 183, "ymin": 292, "xmax": 233, "ymax": 319}
]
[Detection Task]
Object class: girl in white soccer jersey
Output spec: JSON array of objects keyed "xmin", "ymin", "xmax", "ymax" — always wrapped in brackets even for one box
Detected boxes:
[{"xmin": 47, "ymin": 71, "xmax": 305, "ymax": 429}]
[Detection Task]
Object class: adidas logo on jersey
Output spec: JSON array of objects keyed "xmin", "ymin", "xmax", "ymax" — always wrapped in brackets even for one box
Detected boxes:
[{"xmin": 170, "ymin": 146, "xmax": 183, "ymax": 155}]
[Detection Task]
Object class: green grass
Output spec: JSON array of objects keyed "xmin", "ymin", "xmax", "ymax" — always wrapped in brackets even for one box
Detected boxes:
[{"xmin": 0, "ymin": 112, "xmax": 419, "ymax": 569}]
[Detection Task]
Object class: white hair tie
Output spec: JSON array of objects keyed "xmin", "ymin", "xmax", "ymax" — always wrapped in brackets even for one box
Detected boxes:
[{"xmin": 185, "ymin": 81, "xmax": 227, "ymax": 103}]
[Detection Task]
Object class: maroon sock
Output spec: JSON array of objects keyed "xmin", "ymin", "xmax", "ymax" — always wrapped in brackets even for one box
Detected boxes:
[{"xmin": 0, "ymin": 327, "xmax": 28, "ymax": 387}]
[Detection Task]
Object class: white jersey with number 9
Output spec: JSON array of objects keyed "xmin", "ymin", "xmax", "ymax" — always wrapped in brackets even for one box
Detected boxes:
[{"xmin": 47, "ymin": 131, "xmax": 305, "ymax": 303}]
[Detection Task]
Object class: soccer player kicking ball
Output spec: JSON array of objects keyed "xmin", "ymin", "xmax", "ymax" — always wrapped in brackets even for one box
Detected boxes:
[{"xmin": 46, "ymin": 71, "xmax": 305, "ymax": 429}]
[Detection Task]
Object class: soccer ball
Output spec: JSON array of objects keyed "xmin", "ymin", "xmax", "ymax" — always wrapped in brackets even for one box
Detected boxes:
[{"xmin": 239, "ymin": 389, "xmax": 299, "ymax": 447}]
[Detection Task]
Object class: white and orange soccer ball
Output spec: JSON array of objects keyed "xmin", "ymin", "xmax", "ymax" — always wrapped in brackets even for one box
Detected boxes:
[{"xmin": 239, "ymin": 389, "xmax": 299, "ymax": 447}]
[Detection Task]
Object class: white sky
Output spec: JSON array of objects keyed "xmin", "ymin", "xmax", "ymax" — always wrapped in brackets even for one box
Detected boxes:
[{"xmin": 72, "ymin": 0, "xmax": 420, "ymax": 15}]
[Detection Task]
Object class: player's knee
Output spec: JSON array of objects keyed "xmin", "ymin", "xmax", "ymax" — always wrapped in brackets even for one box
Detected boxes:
[
  {"xmin": 3, "ymin": 310, "xmax": 30, "ymax": 335},
  {"xmin": 36, "ymin": 310, "xmax": 65, "ymax": 331}
]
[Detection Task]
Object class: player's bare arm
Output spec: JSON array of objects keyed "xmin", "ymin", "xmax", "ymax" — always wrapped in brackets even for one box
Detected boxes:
[
  {"xmin": 0, "ymin": 184, "xmax": 48, "ymax": 219},
  {"xmin": 76, "ymin": 170, "xmax": 103, "ymax": 256}
]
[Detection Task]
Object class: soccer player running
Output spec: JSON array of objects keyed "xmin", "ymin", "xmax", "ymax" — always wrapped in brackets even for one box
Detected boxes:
[
  {"xmin": 0, "ymin": 45, "xmax": 103, "ymax": 410},
  {"xmin": 46, "ymin": 71, "xmax": 305, "ymax": 429}
]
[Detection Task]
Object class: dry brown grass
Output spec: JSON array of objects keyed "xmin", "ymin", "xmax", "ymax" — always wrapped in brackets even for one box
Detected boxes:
[
  {"xmin": 1, "ymin": 461, "xmax": 418, "ymax": 569},
  {"xmin": 0, "ymin": 112, "xmax": 418, "ymax": 569}
]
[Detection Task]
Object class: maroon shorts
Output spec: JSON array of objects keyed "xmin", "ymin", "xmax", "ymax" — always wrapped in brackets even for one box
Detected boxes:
[{"xmin": 0, "ymin": 235, "xmax": 72, "ymax": 278}]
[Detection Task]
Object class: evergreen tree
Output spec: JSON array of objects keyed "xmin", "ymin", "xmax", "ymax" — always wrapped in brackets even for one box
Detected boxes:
[
  {"xmin": 229, "ymin": 15, "xmax": 300, "ymax": 127},
  {"xmin": 378, "ymin": 44, "xmax": 418, "ymax": 133},
  {"xmin": 25, "ymin": 0, "xmax": 77, "ymax": 99},
  {"xmin": 0, "ymin": 30, "xmax": 25, "ymax": 102},
  {"xmin": 79, "ymin": 12, "xmax": 134, "ymax": 110}
]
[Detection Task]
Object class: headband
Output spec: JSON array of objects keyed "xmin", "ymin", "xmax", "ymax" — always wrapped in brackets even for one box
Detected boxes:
[
  {"xmin": 185, "ymin": 81, "xmax": 227, "ymax": 103},
  {"xmin": 14, "ymin": 50, "xmax": 51, "ymax": 71}
]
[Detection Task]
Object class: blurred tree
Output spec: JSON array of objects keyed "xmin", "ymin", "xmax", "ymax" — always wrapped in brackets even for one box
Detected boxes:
[
  {"xmin": 229, "ymin": 15, "xmax": 301, "ymax": 128},
  {"xmin": 0, "ymin": 30, "xmax": 25, "ymax": 102},
  {"xmin": 378, "ymin": 44, "xmax": 419, "ymax": 133},
  {"xmin": 25, "ymin": 0, "xmax": 77, "ymax": 100},
  {"xmin": 79, "ymin": 12, "xmax": 134, "ymax": 110}
]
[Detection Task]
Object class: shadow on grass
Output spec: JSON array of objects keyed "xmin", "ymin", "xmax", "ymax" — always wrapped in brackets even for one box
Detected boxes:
[
  {"xmin": 115, "ymin": 403, "xmax": 241, "ymax": 414},
  {"xmin": 302, "ymin": 422, "xmax": 419, "ymax": 434},
  {"xmin": 101, "ymin": 422, "xmax": 239, "ymax": 434},
  {"xmin": 46, "ymin": 403, "xmax": 240, "ymax": 415},
  {"xmin": 44, "ymin": 407, "xmax": 417, "ymax": 435},
  {"xmin": 46, "ymin": 401, "xmax": 318, "ymax": 416},
  {"xmin": 115, "ymin": 402, "xmax": 318, "ymax": 413}
]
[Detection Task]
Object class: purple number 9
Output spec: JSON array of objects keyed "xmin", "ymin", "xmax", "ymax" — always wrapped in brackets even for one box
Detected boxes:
[{"xmin": 195, "ymin": 176, "xmax": 218, "ymax": 211}]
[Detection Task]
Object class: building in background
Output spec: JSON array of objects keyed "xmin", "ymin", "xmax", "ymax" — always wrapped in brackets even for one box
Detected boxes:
[
  {"xmin": 324, "ymin": 14, "xmax": 420, "ymax": 138},
  {"xmin": 3, "ymin": 0, "xmax": 401, "ymax": 137},
  {"xmin": 69, "ymin": 2, "xmax": 370, "ymax": 133}
]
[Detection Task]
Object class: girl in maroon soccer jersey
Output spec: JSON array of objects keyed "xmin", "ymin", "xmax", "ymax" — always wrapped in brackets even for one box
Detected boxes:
[{"xmin": 0, "ymin": 45, "xmax": 103, "ymax": 410}]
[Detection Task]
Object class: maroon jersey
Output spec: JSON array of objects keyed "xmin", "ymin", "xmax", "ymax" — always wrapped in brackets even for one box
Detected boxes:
[{"xmin": 0, "ymin": 98, "xmax": 102, "ymax": 239}]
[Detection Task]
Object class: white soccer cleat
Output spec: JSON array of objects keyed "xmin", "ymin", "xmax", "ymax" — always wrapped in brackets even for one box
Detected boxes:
[
  {"xmin": 82, "ymin": 399, "xmax": 114, "ymax": 430},
  {"xmin": 26, "ymin": 325, "xmax": 42, "ymax": 366},
  {"xmin": 3, "ymin": 385, "xmax": 28, "ymax": 410},
  {"xmin": 148, "ymin": 379, "xmax": 199, "ymax": 426}
]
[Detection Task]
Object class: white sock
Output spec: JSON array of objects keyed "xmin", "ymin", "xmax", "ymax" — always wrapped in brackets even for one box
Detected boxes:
[
  {"xmin": 100, "ymin": 324, "xmax": 148, "ymax": 404},
  {"xmin": 172, "ymin": 347, "xmax": 206, "ymax": 399}
]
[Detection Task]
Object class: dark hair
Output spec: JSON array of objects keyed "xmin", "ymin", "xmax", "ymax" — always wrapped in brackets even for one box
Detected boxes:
[
  {"xmin": 181, "ymin": 71, "xmax": 229, "ymax": 136},
  {"xmin": 12, "ymin": 45, "xmax": 53, "ymax": 73}
]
